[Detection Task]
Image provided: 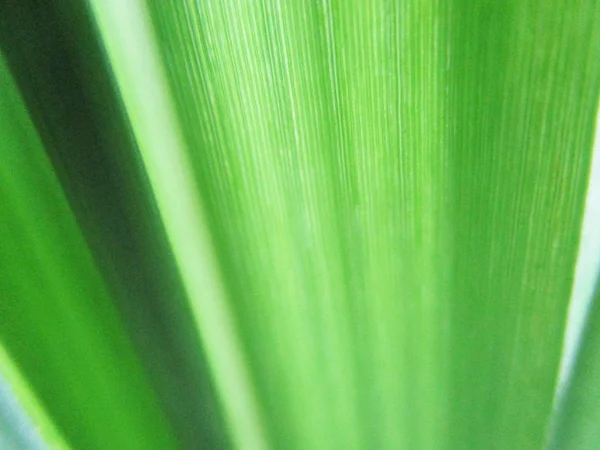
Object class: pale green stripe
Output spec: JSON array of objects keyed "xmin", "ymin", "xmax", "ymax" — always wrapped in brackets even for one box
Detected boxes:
[{"xmin": 86, "ymin": 2, "xmax": 268, "ymax": 449}]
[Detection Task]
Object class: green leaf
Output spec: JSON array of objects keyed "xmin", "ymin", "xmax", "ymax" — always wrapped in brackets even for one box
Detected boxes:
[
  {"xmin": 1, "ymin": 1, "xmax": 230, "ymax": 446},
  {"xmin": 88, "ymin": 0, "xmax": 600, "ymax": 449},
  {"xmin": 0, "ymin": 53, "xmax": 177, "ymax": 450},
  {"xmin": 1, "ymin": 0, "xmax": 598, "ymax": 448}
]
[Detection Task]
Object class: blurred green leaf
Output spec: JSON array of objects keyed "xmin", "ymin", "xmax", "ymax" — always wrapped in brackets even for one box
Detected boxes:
[
  {"xmin": 0, "ymin": 53, "xmax": 177, "ymax": 450},
  {"xmin": 1, "ymin": 0, "xmax": 230, "ymax": 446}
]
